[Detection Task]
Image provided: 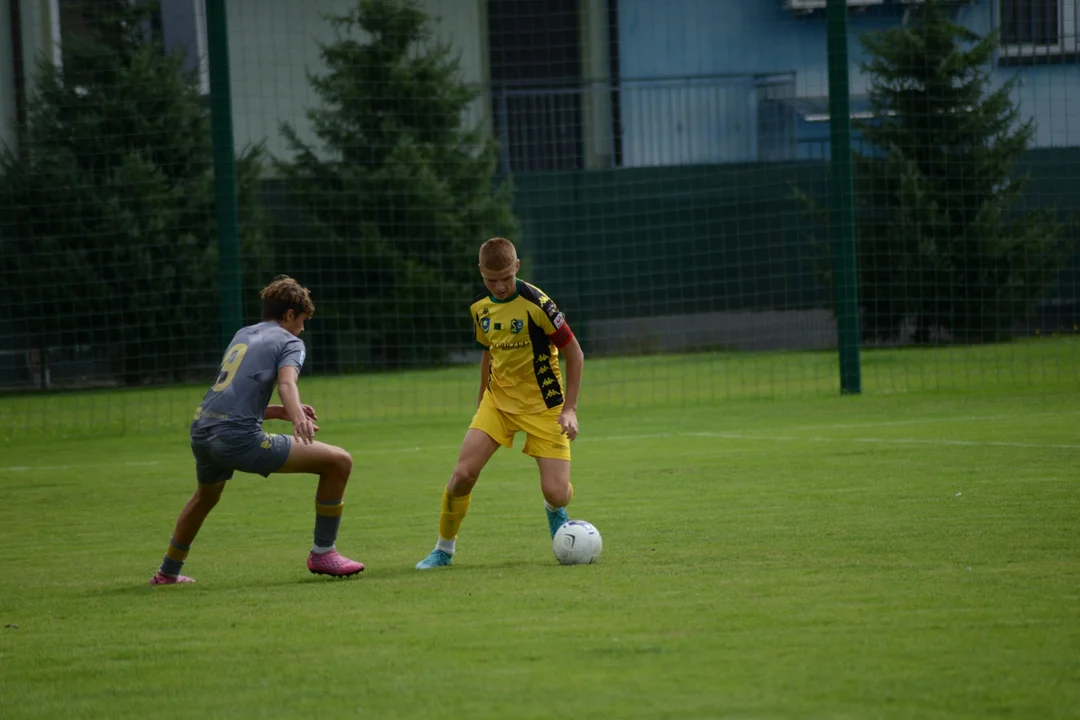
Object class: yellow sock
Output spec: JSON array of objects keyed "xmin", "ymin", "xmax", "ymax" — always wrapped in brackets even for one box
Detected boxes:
[{"xmin": 438, "ymin": 489, "xmax": 471, "ymax": 542}]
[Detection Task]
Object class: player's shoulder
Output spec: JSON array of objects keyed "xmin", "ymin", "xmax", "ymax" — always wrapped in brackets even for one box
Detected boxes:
[
  {"xmin": 253, "ymin": 321, "xmax": 294, "ymax": 343},
  {"xmin": 241, "ymin": 322, "xmax": 301, "ymax": 356},
  {"xmin": 517, "ymin": 281, "xmax": 556, "ymax": 308},
  {"xmin": 469, "ymin": 289, "xmax": 490, "ymax": 310}
]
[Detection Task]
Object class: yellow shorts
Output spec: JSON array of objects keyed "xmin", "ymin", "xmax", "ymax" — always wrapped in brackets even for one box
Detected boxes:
[{"xmin": 470, "ymin": 391, "xmax": 571, "ymax": 461}]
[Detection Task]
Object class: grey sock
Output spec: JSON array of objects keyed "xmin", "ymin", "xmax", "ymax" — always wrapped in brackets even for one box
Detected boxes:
[
  {"xmin": 159, "ymin": 556, "xmax": 185, "ymax": 577},
  {"xmin": 314, "ymin": 499, "xmax": 344, "ymax": 548}
]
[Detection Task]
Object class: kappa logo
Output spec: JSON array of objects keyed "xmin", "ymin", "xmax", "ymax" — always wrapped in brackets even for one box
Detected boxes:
[
  {"xmin": 511, "ymin": 319, "xmax": 524, "ymax": 334},
  {"xmin": 541, "ymin": 377, "xmax": 555, "ymax": 387},
  {"xmin": 481, "ymin": 317, "xmax": 491, "ymax": 332},
  {"xmin": 545, "ymin": 389, "xmax": 561, "ymax": 399}
]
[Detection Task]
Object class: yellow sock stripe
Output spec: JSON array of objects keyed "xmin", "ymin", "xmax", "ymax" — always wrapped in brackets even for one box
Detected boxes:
[
  {"xmin": 315, "ymin": 500, "xmax": 345, "ymax": 517},
  {"xmin": 438, "ymin": 490, "xmax": 472, "ymax": 541},
  {"xmin": 441, "ymin": 490, "xmax": 472, "ymax": 513},
  {"xmin": 165, "ymin": 545, "xmax": 190, "ymax": 562}
]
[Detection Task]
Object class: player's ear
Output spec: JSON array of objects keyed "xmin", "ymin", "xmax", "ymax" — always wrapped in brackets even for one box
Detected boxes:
[
  {"xmin": 283, "ymin": 308, "xmax": 296, "ymax": 324},
  {"xmin": 514, "ymin": 258, "xmax": 521, "ymax": 272}
]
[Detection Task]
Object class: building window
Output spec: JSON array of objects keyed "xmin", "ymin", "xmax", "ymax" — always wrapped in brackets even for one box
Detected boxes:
[
  {"xmin": 999, "ymin": 0, "xmax": 1078, "ymax": 60},
  {"xmin": 55, "ymin": 0, "xmax": 208, "ymax": 93},
  {"xmin": 488, "ymin": 0, "xmax": 584, "ymax": 172},
  {"xmin": 159, "ymin": 0, "xmax": 209, "ymax": 94},
  {"xmin": 1002, "ymin": 0, "xmax": 1059, "ymax": 45}
]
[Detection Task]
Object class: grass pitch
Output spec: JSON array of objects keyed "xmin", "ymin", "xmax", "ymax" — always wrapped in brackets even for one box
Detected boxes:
[{"xmin": 1, "ymin": 348, "xmax": 1078, "ymax": 719}]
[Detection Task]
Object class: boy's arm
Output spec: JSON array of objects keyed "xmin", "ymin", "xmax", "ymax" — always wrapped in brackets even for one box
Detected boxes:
[
  {"xmin": 557, "ymin": 337, "xmax": 584, "ymax": 440},
  {"xmin": 266, "ymin": 403, "xmax": 317, "ymax": 422},
  {"xmin": 559, "ymin": 337, "xmax": 584, "ymax": 411},
  {"xmin": 477, "ymin": 351, "xmax": 491, "ymax": 408},
  {"xmin": 277, "ymin": 366, "xmax": 318, "ymax": 444}
]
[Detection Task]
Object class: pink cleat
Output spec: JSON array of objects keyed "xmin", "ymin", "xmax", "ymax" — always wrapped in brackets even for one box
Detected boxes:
[
  {"xmin": 150, "ymin": 571, "xmax": 195, "ymax": 585},
  {"xmin": 307, "ymin": 549, "xmax": 365, "ymax": 578}
]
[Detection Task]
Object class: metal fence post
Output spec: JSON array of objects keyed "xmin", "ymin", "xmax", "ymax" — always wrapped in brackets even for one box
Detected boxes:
[
  {"xmin": 205, "ymin": 0, "xmax": 243, "ymax": 347},
  {"xmin": 826, "ymin": 0, "xmax": 862, "ymax": 394}
]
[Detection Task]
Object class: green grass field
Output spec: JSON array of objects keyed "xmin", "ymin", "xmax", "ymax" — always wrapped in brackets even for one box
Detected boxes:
[{"xmin": 1, "ymin": 346, "xmax": 1078, "ymax": 719}]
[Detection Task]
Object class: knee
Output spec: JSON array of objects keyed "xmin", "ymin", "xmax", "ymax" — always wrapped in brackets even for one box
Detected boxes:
[
  {"xmin": 543, "ymin": 485, "xmax": 572, "ymax": 508},
  {"xmin": 195, "ymin": 483, "xmax": 225, "ymax": 508},
  {"xmin": 335, "ymin": 449, "xmax": 353, "ymax": 478},
  {"xmin": 450, "ymin": 463, "xmax": 480, "ymax": 491}
]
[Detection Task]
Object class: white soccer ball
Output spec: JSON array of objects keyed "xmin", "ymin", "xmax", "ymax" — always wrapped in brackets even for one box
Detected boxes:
[{"xmin": 552, "ymin": 520, "xmax": 602, "ymax": 565}]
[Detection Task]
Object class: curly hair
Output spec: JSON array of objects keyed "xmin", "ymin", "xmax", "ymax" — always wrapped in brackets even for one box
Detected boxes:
[{"xmin": 260, "ymin": 275, "xmax": 315, "ymax": 320}]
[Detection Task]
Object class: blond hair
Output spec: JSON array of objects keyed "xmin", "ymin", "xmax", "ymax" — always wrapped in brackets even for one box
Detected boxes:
[
  {"xmin": 260, "ymin": 275, "xmax": 315, "ymax": 320},
  {"xmin": 479, "ymin": 237, "xmax": 517, "ymax": 271}
]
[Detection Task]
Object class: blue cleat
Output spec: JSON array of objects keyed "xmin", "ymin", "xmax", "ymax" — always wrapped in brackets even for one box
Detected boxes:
[
  {"xmin": 546, "ymin": 507, "xmax": 570, "ymax": 538},
  {"xmin": 415, "ymin": 549, "xmax": 453, "ymax": 570}
]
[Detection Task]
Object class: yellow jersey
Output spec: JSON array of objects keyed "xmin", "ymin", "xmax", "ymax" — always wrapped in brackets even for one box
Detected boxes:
[{"xmin": 471, "ymin": 280, "xmax": 575, "ymax": 415}]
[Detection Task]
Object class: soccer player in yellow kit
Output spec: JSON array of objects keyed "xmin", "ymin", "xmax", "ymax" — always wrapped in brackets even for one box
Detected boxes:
[{"xmin": 415, "ymin": 237, "xmax": 584, "ymax": 568}]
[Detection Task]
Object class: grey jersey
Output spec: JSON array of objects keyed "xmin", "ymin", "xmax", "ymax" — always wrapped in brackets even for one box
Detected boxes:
[{"xmin": 191, "ymin": 321, "xmax": 306, "ymax": 438}]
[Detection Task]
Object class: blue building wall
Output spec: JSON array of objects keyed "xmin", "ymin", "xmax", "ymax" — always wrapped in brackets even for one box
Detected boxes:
[{"xmin": 616, "ymin": 0, "xmax": 1080, "ymax": 163}]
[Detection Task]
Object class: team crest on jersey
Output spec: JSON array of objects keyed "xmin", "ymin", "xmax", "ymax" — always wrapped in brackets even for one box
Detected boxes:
[
  {"xmin": 511, "ymin": 319, "xmax": 524, "ymax": 334},
  {"xmin": 481, "ymin": 317, "xmax": 491, "ymax": 332}
]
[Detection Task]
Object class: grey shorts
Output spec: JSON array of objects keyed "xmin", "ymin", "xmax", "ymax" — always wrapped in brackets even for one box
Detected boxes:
[{"xmin": 190, "ymin": 431, "xmax": 292, "ymax": 484}]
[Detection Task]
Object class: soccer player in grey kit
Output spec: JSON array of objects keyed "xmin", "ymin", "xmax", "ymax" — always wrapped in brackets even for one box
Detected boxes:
[{"xmin": 151, "ymin": 276, "xmax": 364, "ymax": 584}]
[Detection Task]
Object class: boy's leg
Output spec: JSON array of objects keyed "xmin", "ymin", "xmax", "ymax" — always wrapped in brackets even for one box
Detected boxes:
[
  {"xmin": 521, "ymin": 408, "xmax": 574, "ymax": 538},
  {"xmin": 277, "ymin": 439, "xmax": 353, "ymax": 501},
  {"xmin": 416, "ymin": 428, "xmax": 502, "ymax": 569},
  {"xmin": 536, "ymin": 457, "xmax": 573, "ymax": 538},
  {"xmin": 152, "ymin": 481, "xmax": 226, "ymax": 584},
  {"xmin": 277, "ymin": 439, "xmax": 364, "ymax": 577},
  {"xmin": 151, "ymin": 446, "xmax": 231, "ymax": 585},
  {"xmin": 170, "ymin": 481, "xmax": 227, "ymax": 548}
]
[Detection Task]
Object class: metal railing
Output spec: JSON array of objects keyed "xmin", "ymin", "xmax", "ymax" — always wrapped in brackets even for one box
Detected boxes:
[{"xmin": 489, "ymin": 72, "xmax": 799, "ymax": 172}]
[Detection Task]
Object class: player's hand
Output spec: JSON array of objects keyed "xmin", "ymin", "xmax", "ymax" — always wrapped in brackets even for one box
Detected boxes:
[
  {"xmin": 302, "ymin": 404, "xmax": 318, "ymax": 422},
  {"xmin": 558, "ymin": 407, "xmax": 579, "ymax": 441},
  {"xmin": 292, "ymin": 418, "xmax": 318, "ymax": 445}
]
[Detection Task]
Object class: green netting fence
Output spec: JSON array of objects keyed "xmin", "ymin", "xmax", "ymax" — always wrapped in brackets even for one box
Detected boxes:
[{"xmin": 1, "ymin": 0, "xmax": 1077, "ymax": 441}]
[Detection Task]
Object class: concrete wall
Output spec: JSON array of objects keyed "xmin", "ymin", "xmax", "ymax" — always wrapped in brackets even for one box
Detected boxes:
[
  {"xmin": 226, "ymin": 0, "xmax": 487, "ymax": 160},
  {"xmin": 617, "ymin": 0, "xmax": 1080, "ymax": 152},
  {"xmin": 5, "ymin": 1, "xmax": 1078, "ymax": 163}
]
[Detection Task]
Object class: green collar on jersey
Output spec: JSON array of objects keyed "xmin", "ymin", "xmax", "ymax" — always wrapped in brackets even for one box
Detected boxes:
[{"xmin": 488, "ymin": 280, "xmax": 521, "ymax": 304}]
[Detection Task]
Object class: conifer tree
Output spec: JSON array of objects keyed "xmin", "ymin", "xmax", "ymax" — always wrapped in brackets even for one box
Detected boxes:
[
  {"xmin": 274, "ymin": 0, "xmax": 519, "ymax": 370},
  {"xmin": 0, "ymin": 0, "xmax": 267, "ymax": 385},
  {"xmin": 854, "ymin": 0, "xmax": 1066, "ymax": 342}
]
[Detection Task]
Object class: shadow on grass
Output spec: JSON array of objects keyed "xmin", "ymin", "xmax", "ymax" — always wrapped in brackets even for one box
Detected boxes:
[{"xmin": 88, "ymin": 557, "xmax": 565, "ymax": 597}]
